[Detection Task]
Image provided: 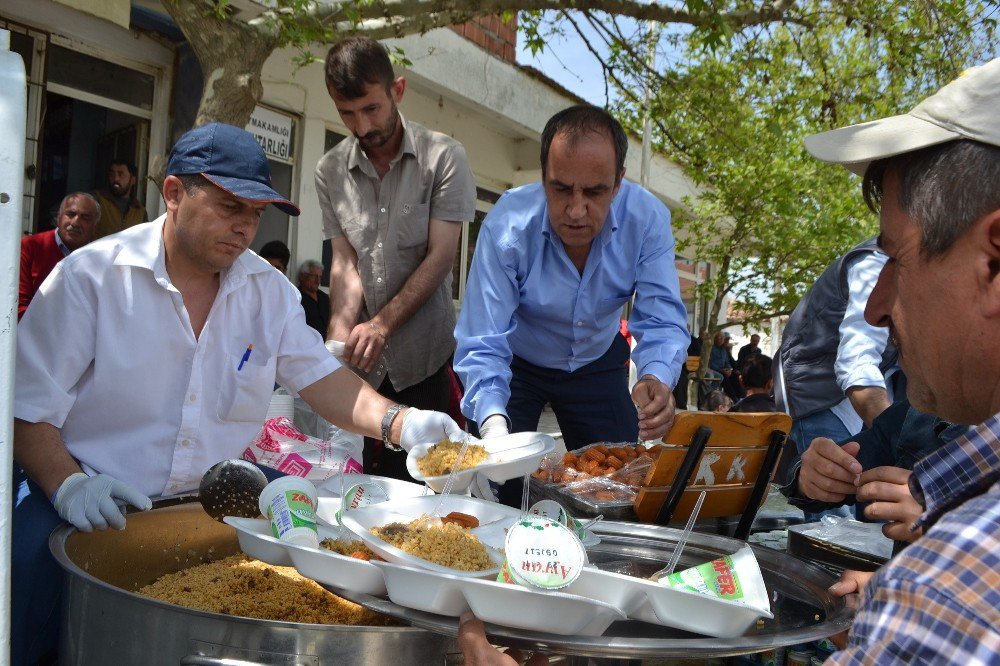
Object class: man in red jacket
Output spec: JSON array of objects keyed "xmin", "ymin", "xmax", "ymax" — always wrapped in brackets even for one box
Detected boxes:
[{"xmin": 19, "ymin": 192, "xmax": 100, "ymax": 320}]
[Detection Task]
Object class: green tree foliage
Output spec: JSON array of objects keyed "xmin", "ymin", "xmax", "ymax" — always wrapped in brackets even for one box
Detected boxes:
[{"xmin": 599, "ymin": 1, "xmax": 998, "ymax": 350}]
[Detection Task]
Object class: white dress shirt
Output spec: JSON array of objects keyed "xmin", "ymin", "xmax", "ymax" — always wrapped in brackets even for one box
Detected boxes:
[
  {"xmin": 15, "ymin": 217, "xmax": 340, "ymax": 497},
  {"xmin": 830, "ymin": 249, "xmax": 891, "ymax": 435}
]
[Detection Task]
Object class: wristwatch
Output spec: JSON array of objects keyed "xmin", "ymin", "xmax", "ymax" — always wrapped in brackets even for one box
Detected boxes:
[{"xmin": 381, "ymin": 403, "xmax": 407, "ymax": 452}]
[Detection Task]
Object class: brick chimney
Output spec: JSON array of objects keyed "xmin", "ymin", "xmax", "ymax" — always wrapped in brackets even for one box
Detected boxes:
[{"xmin": 451, "ymin": 15, "xmax": 518, "ymax": 62}]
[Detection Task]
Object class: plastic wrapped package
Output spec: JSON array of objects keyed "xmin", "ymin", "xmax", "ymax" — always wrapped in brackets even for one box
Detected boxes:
[
  {"xmin": 242, "ymin": 417, "xmax": 364, "ymax": 482},
  {"xmin": 530, "ymin": 442, "xmax": 659, "ymax": 518}
]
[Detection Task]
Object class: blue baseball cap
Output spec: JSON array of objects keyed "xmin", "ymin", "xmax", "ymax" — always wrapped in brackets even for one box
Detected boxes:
[{"xmin": 166, "ymin": 122, "xmax": 300, "ymax": 216}]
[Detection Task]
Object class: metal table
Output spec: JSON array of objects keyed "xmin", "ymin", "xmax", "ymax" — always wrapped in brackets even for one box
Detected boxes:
[{"xmin": 335, "ymin": 520, "xmax": 856, "ymax": 660}]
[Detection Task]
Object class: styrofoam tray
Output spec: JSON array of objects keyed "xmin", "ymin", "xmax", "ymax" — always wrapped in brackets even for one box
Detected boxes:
[
  {"xmin": 223, "ymin": 516, "xmax": 295, "ymax": 566},
  {"xmin": 406, "ymin": 432, "xmax": 556, "ymax": 493},
  {"xmin": 339, "ymin": 495, "xmax": 523, "ymax": 576},
  {"xmin": 564, "ymin": 566, "xmax": 773, "ymax": 637},
  {"xmin": 314, "ymin": 473, "xmax": 432, "ymax": 525},
  {"xmin": 373, "ymin": 559, "xmax": 625, "ymax": 636},
  {"xmin": 284, "ymin": 533, "xmax": 387, "ymax": 596}
]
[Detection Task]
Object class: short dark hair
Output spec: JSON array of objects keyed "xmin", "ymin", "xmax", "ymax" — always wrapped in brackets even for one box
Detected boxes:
[
  {"xmin": 259, "ymin": 240, "xmax": 291, "ymax": 267},
  {"xmin": 110, "ymin": 160, "xmax": 138, "ymax": 177},
  {"xmin": 702, "ymin": 390, "xmax": 732, "ymax": 412},
  {"xmin": 540, "ymin": 105, "xmax": 628, "ymax": 179},
  {"xmin": 324, "ymin": 37, "xmax": 395, "ymax": 99},
  {"xmin": 862, "ymin": 140, "xmax": 1000, "ymax": 258},
  {"xmin": 177, "ymin": 174, "xmax": 206, "ymax": 195},
  {"xmin": 742, "ymin": 355, "xmax": 772, "ymax": 390}
]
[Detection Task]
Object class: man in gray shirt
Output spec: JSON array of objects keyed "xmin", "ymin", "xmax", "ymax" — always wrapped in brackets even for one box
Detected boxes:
[{"xmin": 316, "ymin": 37, "xmax": 477, "ymax": 479}]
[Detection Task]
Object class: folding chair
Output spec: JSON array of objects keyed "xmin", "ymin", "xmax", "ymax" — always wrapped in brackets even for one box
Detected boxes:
[{"xmin": 633, "ymin": 411, "xmax": 791, "ymax": 540}]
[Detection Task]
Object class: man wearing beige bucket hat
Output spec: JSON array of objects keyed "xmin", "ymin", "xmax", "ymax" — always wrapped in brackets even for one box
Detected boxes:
[
  {"xmin": 455, "ymin": 60, "xmax": 1000, "ymax": 665},
  {"xmin": 801, "ymin": 59, "xmax": 1000, "ymax": 662}
]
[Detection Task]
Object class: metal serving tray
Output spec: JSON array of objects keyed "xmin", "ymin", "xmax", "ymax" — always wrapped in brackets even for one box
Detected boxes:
[{"xmin": 332, "ymin": 520, "xmax": 855, "ymax": 659}]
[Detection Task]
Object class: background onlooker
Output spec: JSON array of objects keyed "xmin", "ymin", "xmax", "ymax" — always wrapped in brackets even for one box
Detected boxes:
[
  {"xmin": 94, "ymin": 160, "xmax": 147, "ymax": 239},
  {"xmin": 702, "ymin": 389, "xmax": 732, "ymax": 413},
  {"xmin": 259, "ymin": 239, "xmax": 291, "ymax": 275},
  {"xmin": 730, "ymin": 355, "xmax": 776, "ymax": 412},
  {"xmin": 298, "ymin": 259, "xmax": 330, "ymax": 337},
  {"xmin": 19, "ymin": 192, "xmax": 100, "ymax": 320}
]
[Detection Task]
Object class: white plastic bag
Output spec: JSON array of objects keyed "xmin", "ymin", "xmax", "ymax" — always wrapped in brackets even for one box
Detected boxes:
[{"xmin": 242, "ymin": 416, "xmax": 364, "ymax": 482}]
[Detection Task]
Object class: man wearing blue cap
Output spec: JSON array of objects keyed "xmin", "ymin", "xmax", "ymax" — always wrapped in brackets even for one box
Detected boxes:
[{"xmin": 11, "ymin": 122, "xmax": 464, "ymax": 665}]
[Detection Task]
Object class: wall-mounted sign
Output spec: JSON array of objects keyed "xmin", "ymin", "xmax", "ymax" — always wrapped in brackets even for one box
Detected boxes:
[{"xmin": 246, "ymin": 105, "xmax": 294, "ymax": 163}]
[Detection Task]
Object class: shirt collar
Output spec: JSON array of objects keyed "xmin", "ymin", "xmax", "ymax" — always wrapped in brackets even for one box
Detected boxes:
[
  {"xmin": 911, "ymin": 412, "xmax": 1000, "ymax": 530},
  {"xmin": 53, "ymin": 230, "xmax": 71, "ymax": 257},
  {"xmin": 113, "ymin": 214, "xmax": 269, "ymax": 293},
  {"xmin": 347, "ymin": 114, "xmax": 415, "ymax": 174}
]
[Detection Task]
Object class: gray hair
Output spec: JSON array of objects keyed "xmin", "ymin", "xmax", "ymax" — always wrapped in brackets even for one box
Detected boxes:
[
  {"xmin": 298, "ymin": 259, "xmax": 323, "ymax": 277},
  {"xmin": 863, "ymin": 140, "xmax": 1000, "ymax": 257},
  {"xmin": 59, "ymin": 192, "xmax": 101, "ymax": 222}
]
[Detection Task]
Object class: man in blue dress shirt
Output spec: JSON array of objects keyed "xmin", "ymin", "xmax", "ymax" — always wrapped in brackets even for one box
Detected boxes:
[{"xmin": 454, "ymin": 105, "xmax": 689, "ymax": 464}]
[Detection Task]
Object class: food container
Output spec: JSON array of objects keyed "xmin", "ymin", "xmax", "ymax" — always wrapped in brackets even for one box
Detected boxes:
[
  {"xmin": 372, "ymin": 559, "xmax": 625, "ymax": 636},
  {"xmin": 258, "ymin": 475, "xmax": 319, "ymax": 548},
  {"xmin": 406, "ymin": 432, "xmax": 556, "ymax": 493},
  {"xmin": 497, "ymin": 515, "xmax": 586, "ymax": 590},
  {"xmin": 339, "ymin": 495, "xmax": 520, "ymax": 576},
  {"xmin": 315, "ymin": 473, "xmax": 430, "ymax": 526},
  {"xmin": 50, "ymin": 502, "xmax": 460, "ymax": 665}
]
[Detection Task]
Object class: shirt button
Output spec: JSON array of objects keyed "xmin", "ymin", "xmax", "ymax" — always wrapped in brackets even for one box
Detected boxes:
[
  {"xmin": 377, "ymin": 277, "xmax": 383, "ymax": 283},
  {"xmin": 189, "ymin": 394, "xmax": 196, "ymax": 402},
  {"xmin": 377, "ymin": 242, "xmax": 383, "ymax": 248},
  {"xmin": 380, "ymin": 207, "xmax": 387, "ymax": 213},
  {"xmin": 181, "ymin": 439, "xmax": 190, "ymax": 447},
  {"xmin": 576, "ymin": 321, "xmax": 583, "ymax": 327}
]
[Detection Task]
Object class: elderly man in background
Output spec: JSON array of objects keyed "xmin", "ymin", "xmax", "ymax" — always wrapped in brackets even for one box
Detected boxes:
[
  {"xmin": 454, "ymin": 105, "xmax": 688, "ymax": 497},
  {"xmin": 298, "ymin": 259, "xmax": 330, "ymax": 337},
  {"xmin": 18, "ymin": 192, "xmax": 100, "ymax": 320},
  {"xmin": 317, "ymin": 37, "xmax": 476, "ymax": 479},
  {"xmin": 805, "ymin": 58, "xmax": 1000, "ymax": 661},
  {"xmin": 12, "ymin": 122, "xmax": 463, "ymax": 666},
  {"xmin": 94, "ymin": 159, "xmax": 147, "ymax": 238}
]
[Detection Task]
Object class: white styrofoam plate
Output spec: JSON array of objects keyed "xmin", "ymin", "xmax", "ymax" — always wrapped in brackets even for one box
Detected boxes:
[
  {"xmin": 373, "ymin": 559, "xmax": 624, "ymax": 636},
  {"xmin": 339, "ymin": 495, "xmax": 523, "ymax": 576},
  {"xmin": 284, "ymin": 533, "xmax": 387, "ymax": 596},
  {"xmin": 406, "ymin": 432, "xmax": 556, "ymax": 493},
  {"xmin": 223, "ymin": 516, "xmax": 293, "ymax": 566},
  {"xmin": 564, "ymin": 566, "xmax": 773, "ymax": 638},
  {"xmin": 314, "ymin": 474, "xmax": 432, "ymax": 526}
]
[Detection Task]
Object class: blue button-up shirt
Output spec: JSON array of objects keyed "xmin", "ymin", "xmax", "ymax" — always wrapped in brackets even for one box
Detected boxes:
[{"xmin": 454, "ymin": 180, "xmax": 688, "ymax": 426}]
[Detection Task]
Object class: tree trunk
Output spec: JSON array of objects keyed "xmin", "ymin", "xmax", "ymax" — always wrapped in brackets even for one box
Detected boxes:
[{"xmin": 163, "ymin": 1, "xmax": 279, "ymax": 128}]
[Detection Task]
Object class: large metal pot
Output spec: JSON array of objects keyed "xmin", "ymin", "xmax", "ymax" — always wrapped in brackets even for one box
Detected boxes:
[{"xmin": 50, "ymin": 502, "xmax": 460, "ymax": 665}]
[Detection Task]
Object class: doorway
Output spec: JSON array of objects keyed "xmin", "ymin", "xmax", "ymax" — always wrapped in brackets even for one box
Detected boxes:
[{"xmin": 36, "ymin": 91, "xmax": 148, "ymax": 232}]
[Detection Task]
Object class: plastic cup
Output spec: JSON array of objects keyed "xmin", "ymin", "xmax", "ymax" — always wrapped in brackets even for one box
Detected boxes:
[
  {"xmin": 258, "ymin": 476, "xmax": 319, "ymax": 548},
  {"xmin": 497, "ymin": 515, "xmax": 585, "ymax": 590},
  {"xmin": 529, "ymin": 499, "xmax": 587, "ymax": 541},
  {"xmin": 656, "ymin": 545, "xmax": 770, "ymax": 612}
]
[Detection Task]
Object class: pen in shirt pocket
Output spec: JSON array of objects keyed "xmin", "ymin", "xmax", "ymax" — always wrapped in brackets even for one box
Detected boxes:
[{"xmin": 237, "ymin": 344, "xmax": 253, "ymax": 371}]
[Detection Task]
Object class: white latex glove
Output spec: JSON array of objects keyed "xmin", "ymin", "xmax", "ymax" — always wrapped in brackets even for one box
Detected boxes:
[
  {"xmin": 53, "ymin": 472, "xmax": 152, "ymax": 532},
  {"xmin": 399, "ymin": 408, "xmax": 467, "ymax": 452},
  {"xmin": 470, "ymin": 472, "xmax": 499, "ymax": 502},
  {"xmin": 325, "ymin": 339, "xmax": 346, "ymax": 361},
  {"xmin": 479, "ymin": 414, "xmax": 509, "ymax": 439}
]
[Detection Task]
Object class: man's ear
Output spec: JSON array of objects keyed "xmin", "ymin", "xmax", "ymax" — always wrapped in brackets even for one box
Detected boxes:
[
  {"xmin": 162, "ymin": 175, "xmax": 183, "ymax": 212},
  {"xmin": 391, "ymin": 76, "xmax": 406, "ymax": 104},
  {"xmin": 979, "ymin": 209, "xmax": 1000, "ymax": 317},
  {"xmin": 613, "ymin": 168, "xmax": 625, "ymax": 196}
]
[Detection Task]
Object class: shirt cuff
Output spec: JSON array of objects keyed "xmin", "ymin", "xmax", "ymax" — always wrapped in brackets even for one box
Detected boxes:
[
  {"xmin": 838, "ymin": 364, "xmax": 886, "ymax": 391},
  {"xmin": 473, "ymin": 390, "xmax": 509, "ymax": 428},
  {"xmin": 636, "ymin": 361, "xmax": 676, "ymax": 389}
]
